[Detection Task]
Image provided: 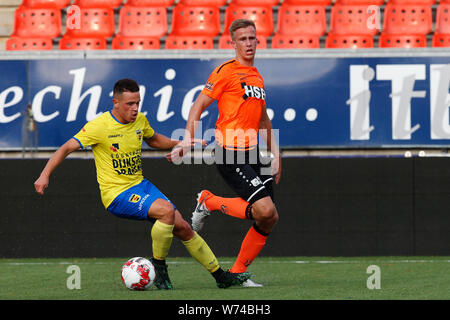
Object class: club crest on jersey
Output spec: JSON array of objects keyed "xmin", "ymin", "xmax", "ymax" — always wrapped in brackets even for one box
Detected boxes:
[
  {"xmin": 128, "ymin": 194, "xmax": 141, "ymax": 203},
  {"xmin": 136, "ymin": 129, "xmax": 143, "ymax": 141},
  {"xmin": 110, "ymin": 143, "xmax": 119, "ymax": 152},
  {"xmin": 241, "ymin": 82, "xmax": 266, "ymax": 101}
]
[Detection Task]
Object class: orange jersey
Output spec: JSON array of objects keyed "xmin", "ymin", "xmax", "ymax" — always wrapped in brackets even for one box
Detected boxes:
[{"xmin": 202, "ymin": 59, "xmax": 266, "ymax": 150}]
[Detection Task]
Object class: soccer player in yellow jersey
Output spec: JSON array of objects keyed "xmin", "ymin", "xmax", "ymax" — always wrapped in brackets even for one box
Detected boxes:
[{"xmin": 34, "ymin": 78, "xmax": 251, "ymax": 289}]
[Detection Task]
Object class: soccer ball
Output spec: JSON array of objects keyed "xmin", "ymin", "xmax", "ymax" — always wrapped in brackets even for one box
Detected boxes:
[{"xmin": 121, "ymin": 257, "xmax": 156, "ymax": 291}]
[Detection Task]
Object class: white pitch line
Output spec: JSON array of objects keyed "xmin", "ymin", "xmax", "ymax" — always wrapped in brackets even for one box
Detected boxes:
[{"xmin": 2, "ymin": 259, "xmax": 450, "ymax": 266}]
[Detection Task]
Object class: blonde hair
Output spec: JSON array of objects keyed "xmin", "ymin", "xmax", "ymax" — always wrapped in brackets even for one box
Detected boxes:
[{"xmin": 229, "ymin": 19, "xmax": 256, "ymax": 40}]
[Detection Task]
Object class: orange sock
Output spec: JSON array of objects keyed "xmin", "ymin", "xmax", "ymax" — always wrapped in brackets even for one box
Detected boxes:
[
  {"xmin": 230, "ymin": 224, "xmax": 268, "ymax": 273},
  {"xmin": 203, "ymin": 191, "xmax": 252, "ymax": 220}
]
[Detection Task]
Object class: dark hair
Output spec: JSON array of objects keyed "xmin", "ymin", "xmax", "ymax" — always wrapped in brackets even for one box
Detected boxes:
[
  {"xmin": 113, "ymin": 79, "xmax": 140, "ymax": 96},
  {"xmin": 229, "ymin": 19, "xmax": 256, "ymax": 40}
]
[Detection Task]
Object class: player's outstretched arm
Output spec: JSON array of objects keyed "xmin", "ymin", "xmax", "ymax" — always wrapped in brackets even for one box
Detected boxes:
[
  {"xmin": 34, "ymin": 138, "xmax": 81, "ymax": 195},
  {"xmin": 167, "ymin": 93, "xmax": 214, "ymax": 162},
  {"xmin": 259, "ymin": 105, "xmax": 282, "ymax": 184},
  {"xmin": 144, "ymin": 133, "xmax": 179, "ymax": 150},
  {"xmin": 184, "ymin": 93, "xmax": 215, "ymax": 142}
]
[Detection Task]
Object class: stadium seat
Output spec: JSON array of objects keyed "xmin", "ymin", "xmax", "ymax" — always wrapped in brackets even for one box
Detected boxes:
[
  {"xmin": 378, "ymin": 33, "xmax": 427, "ymax": 48},
  {"xmin": 275, "ymin": 3, "xmax": 326, "ymax": 36},
  {"xmin": 432, "ymin": 4, "xmax": 450, "ymax": 47},
  {"xmin": 116, "ymin": 5, "xmax": 167, "ymax": 38},
  {"xmin": 329, "ymin": 4, "xmax": 380, "ymax": 36},
  {"xmin": 218, "ymin": 34, "xmax": 267, "ymax": 49},
  {"xmin": 170, "ymin": 4, "xmax": 220, "ymax": 37},
  {"xmin": 72, "ymin": 0, "xmax": 123, "ymax": 8},
  {"xmin": 179, "ymin": 0, "xmax": 228, "ymax": 6},
  {"xmin": 389, "ymin": 0, "xmax": 436, "ymax": 4},
  {"xmin": 64, "ymin": 7, "xmax": 115, "ymax": 38},
  {"xmin": 6, "ymin": 36, "xmax": 53, "ymax": 50},
  {"xmin": 432, "ymin": 33, "xmax": 450, "ymax": 47},
  {"xmin": 223, "ymin": 4, "xmax": 274, "ymax": 37},
  {"xmin": 271, "ymin": 34, "xmax": 320, "ymax": 48},
  {"xmin": 21, "ymin": 0, "xmax": 71, "ymax": 8},
  {"xmin": 11, "ymin": 6, "xmax": 61, "ymax": 39},
  {"xmin": 284, "ymin": 0, "xmax": 332, "ymax": 5},
  {"xmin": 112, "ymin": 36, "xmax": 160, "ymax": 49},
  {"xmin": 165, "ymin": 35, "xmax": 214, "ymax": 49},
  {"xmin": 126, "ymin": 0, "xmax": 175, "ymax": 6},
  {"xmin": 59, "ymin": 35, "xmax": 107, "ymax": 50},
  {"xmin": 334, "ymin": 0, "xmax": 384, "ymax": 5},
  {"xmin": 230, "ymin": 0, "xmax": 280, "ymax": 6},
  {"xmin": 435, "ymin": 3, "xmax": 450, "ymax": 35},
  {"xmin": 326, "ymin": 33, "xmax": 374, "ymax": 48},
  {"xmin": 382, "ymin": 4, "xmax": 432, "ymax": 35}
]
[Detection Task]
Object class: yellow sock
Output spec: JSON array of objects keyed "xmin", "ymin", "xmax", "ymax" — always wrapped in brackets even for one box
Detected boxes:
[
  {"xmin": 151, "ymin": 220, "xmax": 174, "ymax": 261},
  {"xmin": 182, "ymin": 232, "xmax": 220, "ymax": 273}
]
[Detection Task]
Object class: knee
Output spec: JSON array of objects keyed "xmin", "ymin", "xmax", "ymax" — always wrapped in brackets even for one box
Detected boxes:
[
  {"xmin": 157, "ymin": 202, "xmax": 176, "ymax": 224},
  {"xmin": 254, "ymin": 203, "xmax": 278, "ymax": 226}
]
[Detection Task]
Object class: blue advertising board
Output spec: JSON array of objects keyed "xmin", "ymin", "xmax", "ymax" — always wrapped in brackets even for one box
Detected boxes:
[{"xmin": 1, "ymin": 51, "xmax": 450, "ymax": 149}]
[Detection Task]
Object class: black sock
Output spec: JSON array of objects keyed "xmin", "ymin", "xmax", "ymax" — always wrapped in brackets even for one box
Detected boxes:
[
  {"xmin": 151, "ymin": 257, "xmax": 166, "ymax": 266},
  {"xmin": 211, "ymin": 268, "xmax": 225, "ymax": 281}
]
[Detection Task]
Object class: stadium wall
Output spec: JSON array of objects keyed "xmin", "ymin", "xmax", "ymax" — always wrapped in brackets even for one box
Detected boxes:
[
  {"xmin": 2, "ymin": 156, "xmax": 450, "ymax": 258},
  {"xmin": 2, "ymin": 50, "xmax": 450, "ymax": 258},
  {"xmin": 2, "ymin": 49, "xmax": 450, "ymax": 150}
]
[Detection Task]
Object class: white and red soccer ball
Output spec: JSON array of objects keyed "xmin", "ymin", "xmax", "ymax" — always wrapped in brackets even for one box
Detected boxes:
[{"xmin": 121, "ymin": 257, "xmax": 156, "ymax": 291}]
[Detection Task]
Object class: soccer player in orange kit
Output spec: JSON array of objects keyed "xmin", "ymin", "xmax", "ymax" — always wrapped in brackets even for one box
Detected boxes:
[{"xmin": 169, "ymin": 19, "xmax": 281, "ymax": 287}]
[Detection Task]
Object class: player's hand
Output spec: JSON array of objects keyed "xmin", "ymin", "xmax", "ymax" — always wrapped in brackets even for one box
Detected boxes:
[
  {"xmin": 166, "ymin": 139, "xmax": 207, "ymax": 163},
  {"xmin": 34, "ymin": 175, "xmax": 49, "ymax": 195},
  {"xmin": 272, "ymin": 154, "xmax": 282, "ymax": 184}
]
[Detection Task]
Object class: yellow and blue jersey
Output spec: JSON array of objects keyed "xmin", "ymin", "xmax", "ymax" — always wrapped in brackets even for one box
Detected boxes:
[{"xmin": 73, "ymin": 111, "xmax": 155, "ymax": 209}]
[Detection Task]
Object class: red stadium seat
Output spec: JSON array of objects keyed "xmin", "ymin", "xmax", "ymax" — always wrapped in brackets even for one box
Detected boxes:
[
  {"xmin": 218, "ymin": 34, "xmax": 267, "ymax": 49},
  {"xmin": 6, "ymin": 36, "xmax": 53, "ymax": 50},
  {"xmin": 21, "ymin": 0, "xmax": 71, "ymax": 8},
  {"xmin": 165, "ymin": 35, "xmax": 214, "ymax": 49},
  {"xmin": 230, "ymin": 0, "xmax": 280, "ymax": 6},
  {"xmin": 59, "ymin": 35, "xmax": 107, "ymax": 50},
  {"xmin": 329, "ymin": 4, "xmax": 380, "ymax": 36},
  {"xmin": 433, "ymin": 4, "xmax": 450, "ymax": 47},
  {"xmin": 64, "ymin": 7, "xmax": 115, "ymax": 38},
  {"xmin": 433, "ymin": 33, "xmax": 450, "ymax": 47},
  {"xmin": 326, "ymin": 33, "xmax": 374, "ymax": 48},
  {"xmin": 126, "ymin": 0, "xmax": 175, "ymax": 6},
  {"xmin": 382, "ymin": 4, "xmax": 432, "ymax": 35},
  {"xmin": 389, "ymin": 0, "xmax": 436, "ymax": 4},
  {"xmin": 284, "ymin": 0, "xmax": 332, "ymax": 5},
  {"xmin": 334, "ymin": 0, "xmax": 385, "ymax": 5},
  {"xmin": 378, "ymin": 33, "xmax": 427, "ymax": 48},
  {"xmin": 11, "ymin": 6, "xmax": 61, "ymax": 39},
  {"xmin": 271, "ymin": 34, "xmax": 320, "ymax": 48},
  {"xmin": 117, "ymin": 5, "xmax": 167, "ymax": 37},
  {"xmin": 435, "ymin": 4, "xmax": 450, "ymax": 35},
  {"xmin": 170, "ymin": 4, "xmax": 220, "ymax": 37},
  {"xmin": 276, "ymin": 3, "xmax": 326, "ymax": 36},
  {"xmin": 112, "ymin": 36, "xmax": 160, "ymax": 49},
  {"xmin": 224, "ymin": 4, "xmax": 274, "ymax": 37},
  {"xmin": 179, "ymin": 0, "xmax": 228, "ymax": 6},
  {"xmin": 72, "ymin": 0, "xmax": 123, "ymax": 8}
]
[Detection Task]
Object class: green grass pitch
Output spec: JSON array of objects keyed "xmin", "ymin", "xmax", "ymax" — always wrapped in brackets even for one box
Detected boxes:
[{"xmin": 1, "ymin": 256, "xmax": 449, "ymax": 300}]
